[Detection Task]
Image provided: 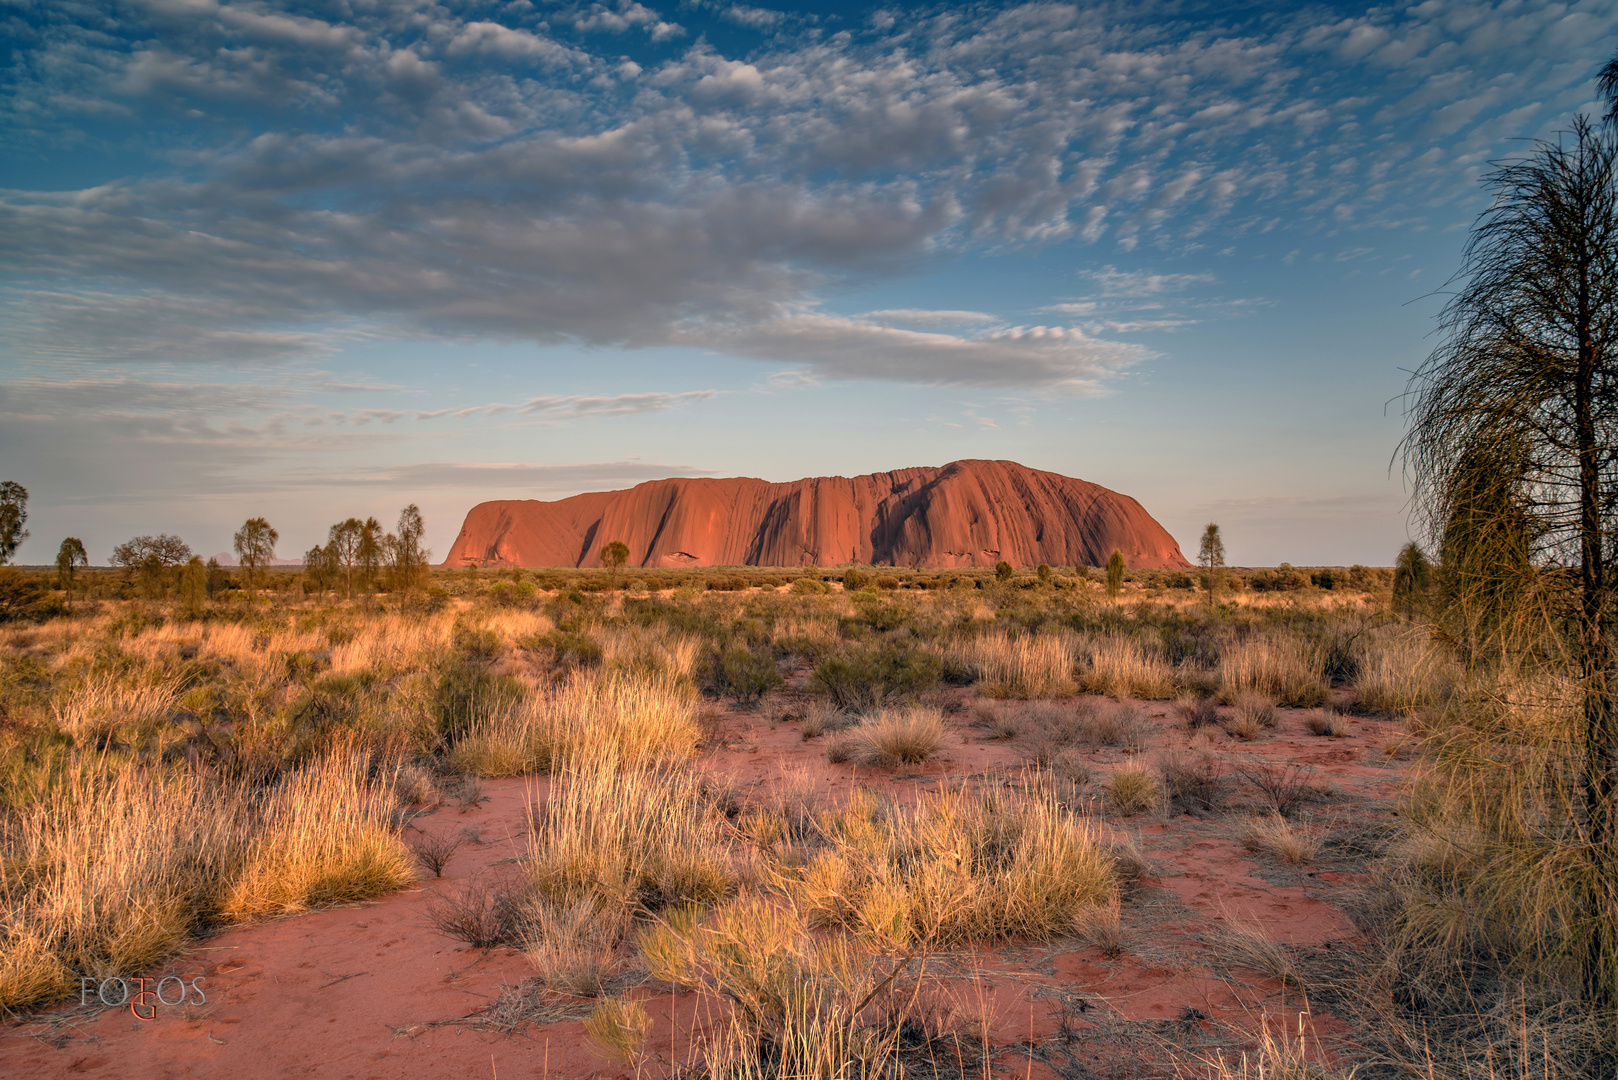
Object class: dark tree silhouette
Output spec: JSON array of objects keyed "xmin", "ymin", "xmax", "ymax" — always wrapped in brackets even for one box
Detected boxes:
[
  {"xmin": 599, "ymin": 540, "xmax": 630, "ymax": 589},
  {"xmin": 0, "ymin": 482, "xmax": 29, "ymax": 565},
  {"xmin": 55, "ymin": 537, "xmax": 87, "ymax": 597},
  {"xmin": 1105, "ymin": 549, "xmax": 1125, "ymax": 598}
]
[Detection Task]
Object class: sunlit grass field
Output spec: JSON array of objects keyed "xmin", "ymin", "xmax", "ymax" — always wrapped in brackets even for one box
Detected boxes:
[{"xmin": 0, "ymin": 560, "xmax": 1607, "ymax": 1076}]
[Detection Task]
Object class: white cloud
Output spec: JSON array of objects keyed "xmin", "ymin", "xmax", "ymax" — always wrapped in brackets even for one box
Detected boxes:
[
  {"xmin": 2, "ymin": 0, "xmax": 1614, "ymax": 387},
  {"xmin": 517, "ymin": 390, "xmax": 717, "ymax": 417},
  {"xmin": 860, "ymin": 309, "xmax": 999, "ymax": 327},
  {"xmin": 679, "ymin": 312, "xmax": 1151, "ymax": 390}
]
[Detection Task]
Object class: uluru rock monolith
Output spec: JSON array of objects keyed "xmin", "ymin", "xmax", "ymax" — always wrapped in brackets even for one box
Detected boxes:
[{"xmin": 443, "ymin": 459, "xmax": 1190, "ymax": 570}]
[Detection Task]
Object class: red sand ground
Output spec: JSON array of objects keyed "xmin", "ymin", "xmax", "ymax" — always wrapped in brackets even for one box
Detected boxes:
[{"xmin": 3, "ymin": 683, "xmax": 1405, "ymax": 1079}]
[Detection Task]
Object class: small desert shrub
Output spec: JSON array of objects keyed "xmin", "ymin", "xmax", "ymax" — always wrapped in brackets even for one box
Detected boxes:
[
  {"xmin": 823, "ymin": 734, "xmax": 853, "ymax": 764},
  {"xmin": 1226, "ymin": 714, "xmax": 1264, "ymax": 741},
  {"xmin": 1304, "ymin": 708, "xmax": 1350, "ymax": 737},
  {"xmin": 1218, "ymin": 634, "xmax": 1328, "ymax": 708},
  {"xmin": 1241, "ymin": 813, "xmax": 1320, "ymax": 865},
  {"xmin": 1158, "ymin": 750, "xmax": 1227, "ymax": 815},
  {"xmin": 1106, "ymin": 834, "xmax": 1152, "ymax": 883},
  {"xmin": 527, "ymin": 759, "xmax": 733, "ymax": 913},
  {"xmin": 1231, "ymin": 691, "xmax": 1277, "ymax": 732},
  {"xmin": 394, "ymin": 762, "xmax": 440, "ymax": 806},
  {"xmin": 843, "ymin": 706, "xmax": 947, "ymax": 768},
  {"xmin": 1078, "ymin": 633, "xmax": 1177, "ymax": 700},
  {"xmin": 808, "ymin": 642, "xmax": 941, "ymax": 709},
  {"xmin": 631, "ymin": 897, "xmax": 964, "ymax": 1079},
  {"xmin": 1106, "ymin": 765, "xmax": 1163, "ymax": 815},
  {"xmin": 708, "ymin": 645, "xmax": 783, "ymax": 704},
  {"xmin": 973, "ymin": 699, "xmax": 1019, "ymax": 739},
  {"xmin": 428, "ymin": 876, "xmax": 525, "ymax": 948},
  {"xmin": 1175, "ymin": 693, "xmax": 1222, "ymax": 730},
  {"xmin": 792, "ymin": 786, "xmax": 1116, "ymax": 944},
  {"xmin": 1240, "ymin": 763, "xmax": 1318, "ymax": 818},
  {"xmin": 409, "ymin": 829, "xmax": 463, "ymax": 877},
  {"xmin": 954, "ymin": 629, "xmax": 1078, "ymax": 699}
]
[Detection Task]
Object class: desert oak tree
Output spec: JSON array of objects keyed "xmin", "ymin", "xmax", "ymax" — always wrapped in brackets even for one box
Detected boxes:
[{"xmin": 1402, "ymin": 113, "xmax": 1618, "ymax": 1008}]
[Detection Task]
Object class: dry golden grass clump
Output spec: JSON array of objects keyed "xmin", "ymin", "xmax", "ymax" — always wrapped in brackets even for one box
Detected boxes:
[
  {"xmin": 1077, "ymin": 632, "xmax": 1178, "ymax": 700},
  {"xmin": 224, "ymin": 752, "xmax": 415, "ymax": 919},
  {"xmin": 791, "ymin": 786, "xmax": 1117, "ymax": 945},
  {"xmin": 1227, "ymin": 691, "xmax": 1277, "ymax": 741},
  {"xmin": 953, "ymin": 628, "xmax": 1078, "ymax": 698},
  {"xmin": 1241, "ymin": 812, "xmax": 1320, "ymax": 865},
  {"xmin": 839, "ymin": 705, "xmax": 947, "ymax": 768},
  {"xmin": 1304, "ymin": 708, "xmax": 1350, "ymax": 737},
  {"xmin": 50, "ymin": 672, "xmax": 180, "ymax": 745},
  {"xmin": 614, "ymin": 896, "xmax": 968, "ymax": 1079},
  {"xmin": 1218, "ymin": 633, "xmax": 1328, "ymax": 708},
  {"xmin": 1106, "ymin": 763, "xmax": 1163, "ymax": 815},
  {"xmin": 1071, "ymin": 897, "xmax": 1124, "ymax": 957},
  {"xmin": 1353, "ymin": 626, "xmax": 1457, "ymax": 715},
  {"xmin": 525, "ymin": 757, "xmax": 734, "ymax": 913},
  {"xmin": 451, "ymin": 670, "xmax": 700, "ymax": 778},
  {"xmin": 0, "ymin": 753, "xmax": 412, "ymax": 1011},
  {"xmin": 521, "ymin": 895, "xmax": 630, "ymax": 998}
]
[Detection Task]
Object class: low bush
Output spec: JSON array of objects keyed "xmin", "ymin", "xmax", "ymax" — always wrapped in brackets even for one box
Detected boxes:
[
  {"xmin": 1305, "ymin": 708, "xmax": 1350, "ymax": 737},
  {"xmin": 707, "ymin": 645, "xmax": 783, "ymax": 704},
  {"xmin": 808, "ymin": 642, "xmax": 941, "ymax": 709},
  {"xmin": 1241, "ymin": 813, "xmax": 1320, "ymax": 865},
  {"xmin": 1158, "ymin": 750, "xmax": 1227, "ymax": 815}
]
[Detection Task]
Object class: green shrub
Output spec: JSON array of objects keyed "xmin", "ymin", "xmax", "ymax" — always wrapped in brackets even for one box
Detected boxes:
[
  {"xmin": 790, "ymin": 576, "xmax": 830, "ymax": 595},
  {"xmin": 433, "ymin": 663, "xmax": 525, "ymax": 745},
  {"xmin": 808, "ymin": 642, "xmax": 941, "ymax": 709},
  {"xmin": 708, "ymin": 646, "xmax": 783, "ymax": 704},
  {"xmin": 841, "ymin": 566, "xmax": 867, "ymax": 591},
  {"xmin": 519, "ymin": 630, "xmax": 603, "ymax": 669}
]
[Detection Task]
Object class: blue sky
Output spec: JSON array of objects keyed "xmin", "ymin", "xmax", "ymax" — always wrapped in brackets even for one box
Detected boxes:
[{"xmin": 4, "ymin": 0, "xmax": 1616, "ymax": 567}]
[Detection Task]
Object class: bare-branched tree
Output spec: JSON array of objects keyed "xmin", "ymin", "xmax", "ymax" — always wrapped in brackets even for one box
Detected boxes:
[{"xmin": 328, "ymin": 518, "xmax": 362, "ymax": 598}]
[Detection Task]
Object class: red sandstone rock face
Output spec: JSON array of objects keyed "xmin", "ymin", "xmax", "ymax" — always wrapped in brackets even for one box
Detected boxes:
[{"xmin": 442, "ymin": 459, "xmax": 1191, "ymax": 570}]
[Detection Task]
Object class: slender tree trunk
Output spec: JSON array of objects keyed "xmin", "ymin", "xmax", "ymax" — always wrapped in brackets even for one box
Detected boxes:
[{"xmin": 1577, "ymin": 274, "xmax": 1618, "ymax": 1010}]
